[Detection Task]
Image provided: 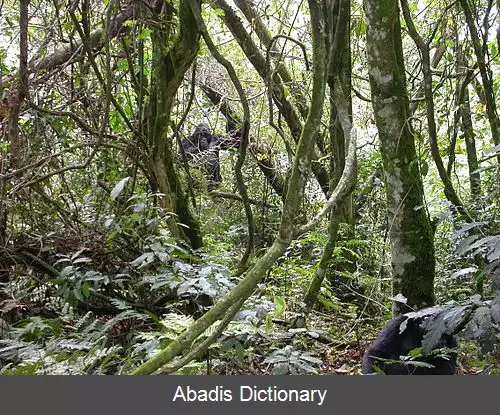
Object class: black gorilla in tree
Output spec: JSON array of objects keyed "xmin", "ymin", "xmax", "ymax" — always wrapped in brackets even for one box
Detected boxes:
[
  {"xmin": 181, "ymin": 123, "xmax": 240, "ymax": 188},
  {"xmin": 362, "ymin": 309, "xmax": 457, "ymax": 375},
  {"xmin": 181, "ymin": 124, "xmax": 222, "ymax": 187}
]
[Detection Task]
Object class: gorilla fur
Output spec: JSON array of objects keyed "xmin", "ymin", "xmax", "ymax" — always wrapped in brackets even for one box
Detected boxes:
[
  {"xmin": 181, "ymin": 124, "xmax": 222, "ymax": 185},
  {"xmin": 362, "ymin": 314, "xmax": 457, "ymax": 375}
]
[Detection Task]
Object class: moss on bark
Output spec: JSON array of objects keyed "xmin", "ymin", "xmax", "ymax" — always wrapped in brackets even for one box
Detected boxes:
[
  {"xmin": 146, "ymin": 0, "xmax": 203, "ymax": 249},
  {"xmin": 364, "ymin": 0, "xmax": 436, "ymax": 313}
]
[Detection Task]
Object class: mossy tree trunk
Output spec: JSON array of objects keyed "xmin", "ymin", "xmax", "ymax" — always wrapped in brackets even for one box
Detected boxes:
[
  {"xmin": 1, "ymin": 0, "xmax": 29, "ymax": 283},
  {"xmin": 145, "ymin": 0, "xmax": 203, "ymax": 249},
  {"xmin": 363, "ymin": 0, "xmax": 436, "ymax": 314}
]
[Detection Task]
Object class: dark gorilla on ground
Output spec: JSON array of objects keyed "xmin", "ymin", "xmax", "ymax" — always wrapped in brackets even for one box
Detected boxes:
[{"xmin": 362, "ymin": 313, "xmax": 457, "ymax": 375}]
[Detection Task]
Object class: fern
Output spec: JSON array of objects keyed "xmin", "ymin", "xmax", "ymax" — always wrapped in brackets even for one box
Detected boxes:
[
  {"xmin": 75, "ymin": 311, "xmax": 94, "ymax": 331},
  {"xmin": 101, "ymin": 309, "xmax": 149, "ymax": 334},
  {"xmin": 159, "ymin": 313, "xmax": 194, "ymax": 335}
]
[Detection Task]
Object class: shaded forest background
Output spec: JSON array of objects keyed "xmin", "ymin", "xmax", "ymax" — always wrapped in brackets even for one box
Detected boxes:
[{"xmin": 0, "ymin": 0, "xmax": 499, "ymax": 374}]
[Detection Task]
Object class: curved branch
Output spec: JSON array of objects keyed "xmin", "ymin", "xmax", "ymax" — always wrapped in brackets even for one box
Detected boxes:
[
  {"xmin": 267, "ymin": 35, "xmax": 310, "ymax": 70},
  {"xmin": 296, "ymin": 126, "xmax": 357, "ymax": 236}
]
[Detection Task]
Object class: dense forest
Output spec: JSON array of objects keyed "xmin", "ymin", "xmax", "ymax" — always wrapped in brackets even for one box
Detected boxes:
[{"xmin": 0, "ymin": 0, "xmax": 498, "ymax": 375}]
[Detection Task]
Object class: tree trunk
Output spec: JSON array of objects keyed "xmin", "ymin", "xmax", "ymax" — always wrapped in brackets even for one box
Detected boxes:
[
  {"xmin": 1, "ymin": 0, "xmax": 30, "ymax": 283},
  {"xmin": 462, "ymin": 86, "xmax": 481, "ymax": 197},
  {"xmin": 364, "ymin": 0, "xmax": 436, "ymax": 314},
  {"xmin": 145, "ymin": 0, "xmax": 203, "ymax": 249}
]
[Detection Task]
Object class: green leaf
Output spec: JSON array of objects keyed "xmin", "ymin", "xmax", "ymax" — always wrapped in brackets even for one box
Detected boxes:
[
  {"xmin": 273, "ymin": 295, "xmax": 285, "ymax": 318},
  {"xmin": 137, "ymin": 27, "xmax": 152, "ymax": 41},
  {"xmin": 265, "ymin": 313, "xmax": 273, "ymax": 335},
  {"xmin": 213, "ymin": 8, "xmax": 225, "ymax": 17},
  {"xmin": 283, "ymin": 86, "xmax": 290, "ymax": 99},
  {"xmin": 82, "ymin": 283, "xmax": 90, "ymax": 298}
]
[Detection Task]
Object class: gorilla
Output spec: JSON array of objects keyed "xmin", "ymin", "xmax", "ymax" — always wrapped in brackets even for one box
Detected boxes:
[
  {"xmin": 362, "ymin": 313, "xmax": 457, "ymax": 375},
  {"xmin": 181, "ymin": 124, "xmax": 222, "ymax": 186}
]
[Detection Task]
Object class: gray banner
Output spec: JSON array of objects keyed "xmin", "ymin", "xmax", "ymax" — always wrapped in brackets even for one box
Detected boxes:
[{"xmin": 0, "ymin": 376, "xmax": 494, "ymax": 414}]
